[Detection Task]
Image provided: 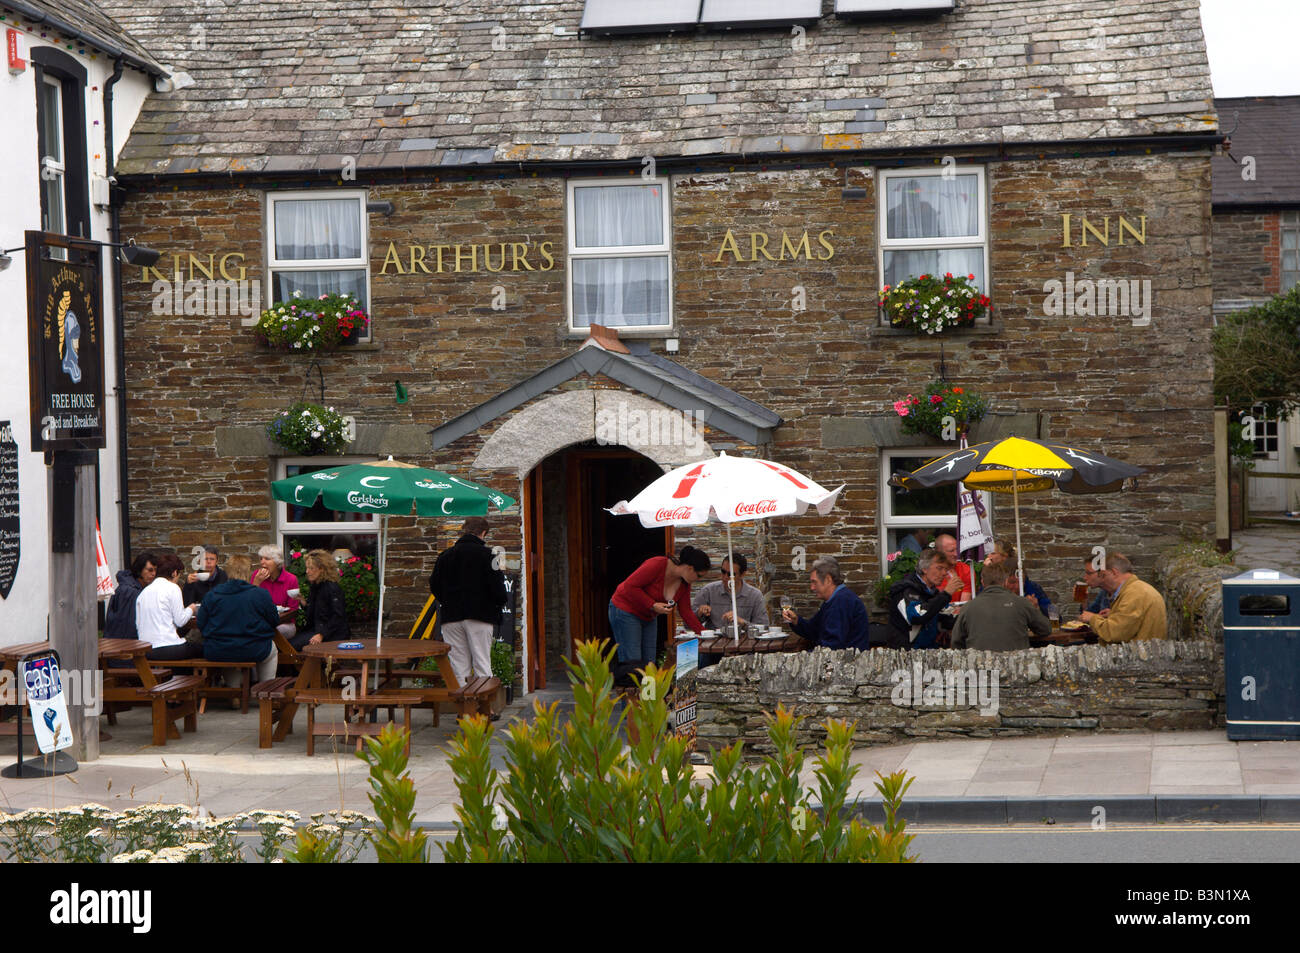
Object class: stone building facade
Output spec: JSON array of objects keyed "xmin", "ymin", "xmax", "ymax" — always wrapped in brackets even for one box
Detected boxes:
[{"xmin": 103, "ymin": 0, "xmax": 1221, "ymax": 693}]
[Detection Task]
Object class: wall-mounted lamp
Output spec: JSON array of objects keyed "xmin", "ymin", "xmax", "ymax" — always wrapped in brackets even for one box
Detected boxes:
[
  {"xmin": 366, "ymin": 200, "xmax": 396, "ymax": 216},
  {"xmin": 0, "ymin": 248, "xmax": 15, "ymax": 272},
  {"xmin": 840, "ymin": 166, "xmax": 867, "ymax": 200},
  {"xmin": 112, "ymin": 239, "xmax": 161, "ymax": 268}
]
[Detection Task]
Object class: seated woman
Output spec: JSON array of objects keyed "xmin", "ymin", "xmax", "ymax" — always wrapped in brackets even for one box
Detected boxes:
[
  {"xmin": 292, "ymin": 549, "xmax": 351, "ymax": 649},
  {"xmin": 983, "ymin": 540, "xmax": 1055, "ymax": 616},
  {"xmin": 197, "ymin": 554, "xmax": 279, "ymax": 682},
  {"xmin": 134, "ymin": 552, "xmax": 204, "ymax": 661}
]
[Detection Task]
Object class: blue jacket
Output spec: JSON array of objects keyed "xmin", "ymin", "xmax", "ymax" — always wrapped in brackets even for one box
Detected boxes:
[
  {"xmin": 888, "ymin": 572, "xmax": 951, "ymax": 649},
  {"xmin": 198, "ymin": 580, "xmax": 278, "ymax": 662},
  {"xmin": 105, "ymin": 570, "xmax": 143, "ymax": 639},
  {"xmin": 792, "ymin": 585, "xmax": 871, "ymax": 651}
]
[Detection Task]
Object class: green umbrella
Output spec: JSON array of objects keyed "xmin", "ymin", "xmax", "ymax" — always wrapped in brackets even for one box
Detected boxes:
[{"xmin": 271, "ymin": 457, "xmax": 516, "ymax": 645}]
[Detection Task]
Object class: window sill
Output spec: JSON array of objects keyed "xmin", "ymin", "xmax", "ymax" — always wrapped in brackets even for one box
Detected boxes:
[
  {"xmin": 868, "ymin": 324, "xmax": 998, "ymax": 337},
  {"xmin": 563, "ymin": 327, "xmax": 675, "ymax": 341}
]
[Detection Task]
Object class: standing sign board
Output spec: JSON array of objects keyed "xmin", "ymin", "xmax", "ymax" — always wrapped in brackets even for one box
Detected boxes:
[
  {"xmin": 0, "ymin": 421, "xmax": 18, "ymax": 598},
  {"xmin": 673, "ymin": 637, "xmax": 698, "ymax": 753},
  {"xmin": 25, "ymin": 231, "xmax": 106, "ymax": 452},
  {"xmin": 21, "ymin": 653, "xmax": 73, "ymax": 754}
]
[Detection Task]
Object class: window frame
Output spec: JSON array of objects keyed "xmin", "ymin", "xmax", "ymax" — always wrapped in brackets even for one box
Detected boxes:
[
  {"xmin": 565, "ymin": 176, "xmax": 674, "ymax": 334},
  {"xmin": 264, "ymin": 189, "xmax": 372, "ymax": 341},
  {"xmin": 876, "ymin": 164, "xmax": 990, "ymax": 326},
  {"xmin": 879, "ymin": 447, "xmax": 965, "ymax": 573},
  {"xmin": 32, "ymin": 48, "xmax": 90, "ymax": 244},
  {"xmin": 1281, "ymin": 210, "xmax": 1299, "ymax": 294},
  {"xmin": 274, "ymin": 455, "xmax": 382, "ymax": 556}
]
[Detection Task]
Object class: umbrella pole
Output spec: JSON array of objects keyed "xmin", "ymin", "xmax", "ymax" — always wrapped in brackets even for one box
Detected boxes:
[
  {"xmin": 726, "ymin": 521, "xmax": 740, "ymax": 645},
  {"xmin": 376, "ymin": 515, "xmax": 388, "ymax": 648},
  {"xmin": 1013, "ymin": 475, "xmax": 1025, "ymax": 597}
]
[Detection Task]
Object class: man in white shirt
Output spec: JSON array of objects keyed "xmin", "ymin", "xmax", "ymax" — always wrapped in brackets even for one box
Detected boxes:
[{"xmin": 135, "ymin": 552, "xmax": 204, "ymax": 660}]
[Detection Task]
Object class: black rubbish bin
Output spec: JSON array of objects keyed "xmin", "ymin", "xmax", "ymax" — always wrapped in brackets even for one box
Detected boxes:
[{"xmin": 1222, "ymin": 568, "xmax": 1300, "ymax": 741}]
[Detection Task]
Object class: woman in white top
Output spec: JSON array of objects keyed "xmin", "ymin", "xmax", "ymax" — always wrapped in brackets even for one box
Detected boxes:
[{"xmin": 134, "ymin": 552, "xmax": 204, "ymax": 660}]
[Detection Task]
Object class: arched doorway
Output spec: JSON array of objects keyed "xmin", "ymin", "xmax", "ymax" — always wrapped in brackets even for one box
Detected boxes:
[{"xmin": 523, "ymin": 444, "xmax": 672, "ymax": 690}]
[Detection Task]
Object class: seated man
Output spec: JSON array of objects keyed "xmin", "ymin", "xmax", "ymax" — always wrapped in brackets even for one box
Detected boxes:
[
  {"xmin": 182, "ymin": 544, "xmax": 228, "ymax": 605},
  {"xmin": 1080, "ymin": 554, "xmax": 1167, "ymax": 642},
  {"xmin": 951, "ymin": 561, "xmax": 1050, "ymax": 651},
  {"xmin": 888, "ymin": 549, "xmax": 964, "ymax": 649},
  {"xmin": 197, "ymin": 554, "xmax": 279, "ymax": 682},
  {"xmin": 1082, "ymin": 558, "xmax": 1112, "ymax": 614},
  {"xmin": 780, "ymin": 556, "xmax": 870, "ymax": 651},
  {"xmin": 935, "ymin": 533, "xmax": 973, "ymax": 602},
  {"xmin": 693, "ymin": 553, "xmax": 769, "ymax": 631}
]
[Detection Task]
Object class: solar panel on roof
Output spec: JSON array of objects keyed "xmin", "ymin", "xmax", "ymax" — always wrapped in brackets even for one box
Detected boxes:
[
  {"xmin": 835, "ymin": 0, "xmax": 955, "ymax": 14},
  {"xmin": 700, "ymin": 0, "xmax": 822, "ymax": 28},
  {"xmin": 580, "ymin": 0, "xmax": 702, "ymax": 34}
]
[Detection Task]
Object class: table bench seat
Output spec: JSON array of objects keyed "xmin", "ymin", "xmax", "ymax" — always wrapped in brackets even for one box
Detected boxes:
[
  {"xmin": 292, "ymin": 689, "xmax": 413, "ymax": 756},
  {"xmin": 162, "ymin": 659, "xmax": 259, "ymax": 714},
  {"xmin": 140, "ymin": 675, "xmax": 205, "ymax": 747},
  {"xmin": 253, "ymin": 676, "xmax": 299, "ymax": 749}
]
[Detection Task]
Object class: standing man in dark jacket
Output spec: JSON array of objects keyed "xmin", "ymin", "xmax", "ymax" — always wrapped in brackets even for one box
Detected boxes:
[
  {"xmin": 104, "ymin": 552, "xmax": 157, "ymax": 639},
  {"xmin": 197, "ymin": 555, "xmax": 279, "ymax": 681},
  {"xmin": 888, "ymin": 549, "xmax": 964, "ymax": 649},
  {"xmin": 429, "ymin": 517, "xmax": 506, "ymax": 682}
]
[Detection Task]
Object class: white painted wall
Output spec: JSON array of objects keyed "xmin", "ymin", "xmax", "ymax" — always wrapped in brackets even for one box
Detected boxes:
[{"xmin": 0, "ymin": 28, "xmax": 155, "ymax": 645}]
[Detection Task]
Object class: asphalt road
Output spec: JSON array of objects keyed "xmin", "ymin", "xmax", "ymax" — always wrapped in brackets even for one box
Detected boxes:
[{"xmin": 909, "ymin": 823, "xmax": 1300, "ymax": 862}]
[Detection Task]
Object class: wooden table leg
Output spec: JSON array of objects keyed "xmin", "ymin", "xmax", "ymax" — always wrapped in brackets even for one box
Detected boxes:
[{"xmin": 274, "ymin": 657, "xmax": 320, "ymax": 742}]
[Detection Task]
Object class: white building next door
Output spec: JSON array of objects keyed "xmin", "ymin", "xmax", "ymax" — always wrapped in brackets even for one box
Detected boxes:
[{"xmin": 1246, "ymin": 410, "xmax": 1295, "ymax": 515}]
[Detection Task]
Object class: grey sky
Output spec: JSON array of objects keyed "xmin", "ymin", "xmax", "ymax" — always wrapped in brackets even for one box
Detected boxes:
[{"xmin": 1200, "ymin": 0, "xmax": 1300, "ymax": 97}]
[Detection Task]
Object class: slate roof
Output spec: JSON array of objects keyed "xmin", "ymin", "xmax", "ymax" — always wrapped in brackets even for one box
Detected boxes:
[
  {"xmin": 2, "ymin": 0, "xmax": 164, "ymax": 75},
  {"xmin": 432, "ymin": 340, "xmax": 783, "ymax": 448},
  {"xmin": 1211, "ymin": 96, "xmax": 1300, "ymax": 207},
  {"xmin": 96, "ymin": 0, "xmax": 1217, "ymax": 177}
]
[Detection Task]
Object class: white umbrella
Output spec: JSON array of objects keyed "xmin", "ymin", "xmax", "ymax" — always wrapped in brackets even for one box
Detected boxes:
[{"xmin": 608, "ymin": 452, "xmax": 844, "ymax": 643}]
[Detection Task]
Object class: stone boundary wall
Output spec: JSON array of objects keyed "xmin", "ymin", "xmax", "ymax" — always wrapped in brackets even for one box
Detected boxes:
[
  {"xmin": 697, "ymin": 548, "xmax": 1235, "ymax": 752},
  {"xmin": 696, "ymin": 642, "xmax": 1223, "ymax": 753}
]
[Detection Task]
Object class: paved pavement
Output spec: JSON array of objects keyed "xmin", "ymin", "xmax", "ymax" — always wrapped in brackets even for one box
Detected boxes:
[
  {"xmin": 3, "ymin": 698, "xmax": 1297, "ymax": 827},
  {"xmin": 1232, "ymin": 525, "xmax": 1300, "ymax": 576}
]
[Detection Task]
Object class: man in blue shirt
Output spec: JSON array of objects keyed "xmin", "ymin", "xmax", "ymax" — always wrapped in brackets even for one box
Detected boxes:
[{"xmin": 781, "ymin": 556, "xmax": 871, "ymax": 651}]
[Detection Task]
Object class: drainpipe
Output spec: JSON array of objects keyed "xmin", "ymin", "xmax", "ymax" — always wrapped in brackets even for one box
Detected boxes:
[{"xmin": 104, "ymin": 55, "xmax": 131, "ymax": 564}]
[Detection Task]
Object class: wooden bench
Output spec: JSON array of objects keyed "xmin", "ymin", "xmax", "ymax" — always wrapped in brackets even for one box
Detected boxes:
[
  {"xmin": 101, "ymin": 667, "xmax": 172, "ymax": 725},
  {"xmin": 291, "ymin": 689, "xmax": 413, "ymax": 756},
  {"xmin": 163, "ymin": 659, "xmax": 259, "ymax": 714},
  {"xmin": 141, "ymin": 675, "xmax": 205, "ymax": 746},
  {"xmin": 252, "ymin": 676, "xmax": 298, "ymax": 749}
]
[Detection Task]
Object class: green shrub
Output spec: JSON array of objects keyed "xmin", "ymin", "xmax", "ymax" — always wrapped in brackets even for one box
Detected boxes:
[
  {"xmin": 357, "ymin": 723, "xmax": 428, "ymax": 863},
  {"xmin": 441, "ymin": 639, "xmax": 916, "ymax": 863},
  {"xmin": 490, "ymin": 639, "xmax": 514, "ymax": 684}
]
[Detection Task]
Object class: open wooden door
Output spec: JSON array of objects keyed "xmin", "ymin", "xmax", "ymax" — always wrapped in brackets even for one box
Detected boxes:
[{"xmin": 523, "ymin": 465, "xmax": 545, "ymax": 691}]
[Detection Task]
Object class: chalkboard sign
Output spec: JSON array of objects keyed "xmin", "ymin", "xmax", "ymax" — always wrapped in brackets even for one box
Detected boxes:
[{"xmin": 0, "ymin": 421, "xmax": 18, "ymax": 599}]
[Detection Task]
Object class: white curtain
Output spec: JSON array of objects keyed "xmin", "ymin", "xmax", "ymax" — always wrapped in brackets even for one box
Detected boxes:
[
  {"xmin": 274, "ymin": 199, "xmax": 362, "ymax": 260},
  {"xmin": 272, "ymin": 269, "xmax": 367, "ymax": 303},
  {"xmin": 574, "ymin": 185, "xmax": 663, "ymax": 247},
  {"xmin": 886, "ymin": 174, "xmax": 979, "ymax": 240},
  {"xmin": 572, "ymin": 184, "xmax": 668, "ymax": 327}
]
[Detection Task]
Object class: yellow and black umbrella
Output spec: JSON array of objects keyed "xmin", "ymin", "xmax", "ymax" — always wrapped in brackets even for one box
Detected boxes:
[{"xmin": 889, "ymin": 436, "xmax": 1143, "ymax": 594}]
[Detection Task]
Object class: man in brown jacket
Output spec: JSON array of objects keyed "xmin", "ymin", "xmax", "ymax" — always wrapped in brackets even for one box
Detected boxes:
[
  {"xmin": 1080, "ymin": 554, "xmax": 1167, "ymax": 642},
  {"xmin": 951, "ymin": 562, "xmax": 1051, "ymax": 651}
]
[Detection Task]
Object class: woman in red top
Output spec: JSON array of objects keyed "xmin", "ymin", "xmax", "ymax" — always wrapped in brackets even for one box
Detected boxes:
[{"xmin": 608, "ymin": 546, "xmax": 711, "ymax": 669}]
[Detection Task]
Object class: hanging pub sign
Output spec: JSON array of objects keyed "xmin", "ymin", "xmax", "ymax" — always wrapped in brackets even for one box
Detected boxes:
[
  {"xmin": 0, "ymin": 421, "xmax": 18, "ymax": 599},
  {"xmin": 25, "ymin": 231, "xmax": 106, "ymax": 453}
]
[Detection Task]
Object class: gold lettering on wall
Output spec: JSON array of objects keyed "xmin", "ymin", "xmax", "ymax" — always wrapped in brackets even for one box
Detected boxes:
[
  {"xmin": 1061, "ymin": 214, "xmax": 1148, "ymax": 247},
  {"xmin": 714, "ymin": 229, "xmax": 835, "ymax": 263}
]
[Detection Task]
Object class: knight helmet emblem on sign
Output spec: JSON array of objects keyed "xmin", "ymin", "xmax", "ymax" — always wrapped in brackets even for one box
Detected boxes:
[{"xmin": 56, "ymin": 290, "xmax": 82, "ymax": 383}]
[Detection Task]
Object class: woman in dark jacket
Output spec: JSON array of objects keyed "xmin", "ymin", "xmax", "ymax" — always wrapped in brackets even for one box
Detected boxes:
[{"xmin": 292, "ymin": 550, "xmax": 351, "ymax": 649}]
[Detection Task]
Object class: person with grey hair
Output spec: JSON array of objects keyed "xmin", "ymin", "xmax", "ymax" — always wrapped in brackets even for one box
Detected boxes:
[
  {"xmin": 887, "ymin": 548, "xmax": 964, "ymax": 649},
  {"xmin": 780, "ymin": 555, "xmax": 870, "ymax": 651},
  {"xmin": 1080, "ymin": 553, "xmax": 1166, "ymax": 642},
  {"xmin": 252, "ymin": 543, "xmax": 300, "ymax": 642},
  {"xmin": 182, "ymin": 544, "xmax": 227, "ymax": 605}
]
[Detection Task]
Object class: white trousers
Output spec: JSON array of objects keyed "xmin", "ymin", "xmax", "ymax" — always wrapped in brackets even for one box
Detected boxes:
[{"xmin": 441, "ymin": 620, "xmax": 494, "ymax": 682}]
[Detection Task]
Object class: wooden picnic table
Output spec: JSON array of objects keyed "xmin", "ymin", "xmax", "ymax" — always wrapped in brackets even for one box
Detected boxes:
[
  {"xmin": 687, "ymin": 631, "xmax": 810, "ymax": 655},
  {"xmin": 1, "ymin": 639, "xmax": 201, "ymax": 745},
  {"xmin": 1029, "ymin": 622, "xmax": 1099, "ymax": 647},
  {"xmin": 273, "ymin": 639, "xmax": 452, "ymax": 753}
]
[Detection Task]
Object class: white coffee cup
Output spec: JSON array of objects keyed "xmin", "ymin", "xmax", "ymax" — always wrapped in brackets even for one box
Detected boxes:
[
  {"xmin": 287, "ymin": 588, "xmax": 301, "ymax": 599},
  {"xmin": 196, "ymin": 572, "xmax": 210, "ymax": 581}
]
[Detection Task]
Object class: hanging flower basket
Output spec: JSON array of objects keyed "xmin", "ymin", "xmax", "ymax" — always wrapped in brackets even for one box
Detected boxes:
[
  {"xmin": 253, "ymin": 291, "xmax": 369, "ymax": 351},
  {"xmin": 266, "ymin": 401, "xmax": 350, "ymax": 455},
  {"xmin": 879, "ymin": 273, "xmax": 990, "ymax": 334},
  {"xmin": 890, "ymin": 380, "xmax": 990, "ymax": 441}
]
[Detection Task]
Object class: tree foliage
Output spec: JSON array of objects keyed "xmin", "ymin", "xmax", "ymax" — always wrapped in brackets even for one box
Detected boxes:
[{"xmin": 1212, "ymin": 285, "xmax": 1300, "ymax": 416}]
